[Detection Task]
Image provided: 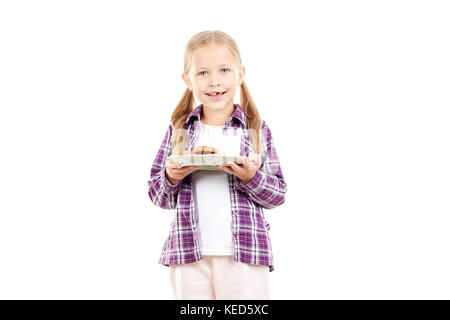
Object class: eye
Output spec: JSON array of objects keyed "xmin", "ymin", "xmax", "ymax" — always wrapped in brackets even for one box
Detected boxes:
[{"xmin": 198, "ymin": 68, "xmax": 230, "ymax": 76}]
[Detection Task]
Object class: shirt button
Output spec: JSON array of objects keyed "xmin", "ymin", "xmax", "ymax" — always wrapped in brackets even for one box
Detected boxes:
[{"xmin": 232, "ymin": 209, "xmax": 237, "ymax": 215}]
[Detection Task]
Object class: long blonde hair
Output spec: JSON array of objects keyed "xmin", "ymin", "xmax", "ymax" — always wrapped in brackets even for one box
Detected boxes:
[{"xmin": 170, "ymin": 30, "xmax": 261, "ymax": 155}]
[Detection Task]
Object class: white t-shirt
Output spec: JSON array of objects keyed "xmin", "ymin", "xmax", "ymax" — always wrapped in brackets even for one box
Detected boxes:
[{"xmin": 191, "ymin": 121, "xmax": 242, "ymax": 255}]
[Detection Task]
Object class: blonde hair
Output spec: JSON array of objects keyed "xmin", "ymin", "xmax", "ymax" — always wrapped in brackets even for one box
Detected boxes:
[{"xmin": 170, "ymin": 30, "xmax": 261, "ymax": 155}]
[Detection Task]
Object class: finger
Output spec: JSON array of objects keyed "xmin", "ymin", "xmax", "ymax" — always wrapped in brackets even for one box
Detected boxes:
[
  {"xmin": 249, "ymin": 153, "xmax": 261, "ymax": 168},
  {"xmin": 245, "ymin": 157, "xmax": 258, "ymax": 167},
  {"xmin": 226, "ymin": 160, "xmax": 242, "ymax": 172},
  {"xmin": 216, "ymin": 165, "xmax": 232, "ymax": 174},
  {"xmin": 239, "ymin": 157, "xmax": 246, "ymax": 168},
  {"xmin": 248, "ymin": 152, "xmax": 259, "ymax": 163},
  {"xmin": 179, "ymin": 165, "xmax": 194, "ymax": 171},
  {"xmin": 166, "ymin": 159, "xmax": 181, "ymax": 169}
]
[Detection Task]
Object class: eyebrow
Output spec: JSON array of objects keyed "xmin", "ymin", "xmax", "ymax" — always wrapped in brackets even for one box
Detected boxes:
[{"xmin": 196, "ymin": 64, "xmax": 232, "ymax": 70}]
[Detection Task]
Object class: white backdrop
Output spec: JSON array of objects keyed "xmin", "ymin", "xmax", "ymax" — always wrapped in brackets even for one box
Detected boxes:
[{"xmin": 0, "ymin": 0, "xmax": 449, "ymax": 299}]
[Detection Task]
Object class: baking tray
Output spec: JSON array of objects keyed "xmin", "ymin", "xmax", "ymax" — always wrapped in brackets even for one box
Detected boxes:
[{"xmin": 168, "ymin": 154, "xmax": 244, "ymax": 170}]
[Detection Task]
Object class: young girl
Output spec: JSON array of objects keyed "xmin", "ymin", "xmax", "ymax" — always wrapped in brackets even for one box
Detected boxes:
[{"xmin": 147, "ymin": 30, "xmax": 287, "ymax": 300}]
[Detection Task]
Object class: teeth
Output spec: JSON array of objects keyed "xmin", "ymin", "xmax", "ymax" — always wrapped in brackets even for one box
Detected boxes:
[{"xmin": 207, "ymin": 91, "xmax": 224, "ymax": 96}]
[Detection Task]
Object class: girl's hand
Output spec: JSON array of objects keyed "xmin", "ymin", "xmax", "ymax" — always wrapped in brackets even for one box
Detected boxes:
[
  {"xmin": 216, "ymin": 152, "xmax": 262, "ymax": 184},
  {"xmin": 165, "ymin": 159, "xmax": 198, "ymax": 185}
]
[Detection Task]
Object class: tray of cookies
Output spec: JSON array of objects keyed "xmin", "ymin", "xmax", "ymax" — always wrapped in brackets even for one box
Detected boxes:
[{"xmin": 168, "ymin": 145, "xmax": 243, "ymax": 170}]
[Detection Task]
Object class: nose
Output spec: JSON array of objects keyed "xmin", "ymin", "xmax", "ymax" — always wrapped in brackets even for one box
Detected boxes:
[
  {"xmin": 209, "ymin": 84, "xmax": 222, "ymax": 90},
  {"xmin": 209, "ymin": 73, "xmax": 222, "ymax": 87},
  {"xmin": 209, "ymin": 81, "xmax": 221, "ymax": 88}
]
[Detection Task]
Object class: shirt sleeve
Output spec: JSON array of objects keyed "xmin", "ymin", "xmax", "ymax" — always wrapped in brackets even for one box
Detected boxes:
[
  {"xmin": 147, "ymin": 123, "xmax": 181, "ymax": 210},
  {"xmin": 233, "ymin": 119, "xmax": 287, "ymax": 209}
]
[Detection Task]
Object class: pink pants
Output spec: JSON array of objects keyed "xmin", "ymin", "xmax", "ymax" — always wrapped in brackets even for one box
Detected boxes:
[{"xmin": 169, "ymin": 255, "xmax": 271, "ymax": 300}]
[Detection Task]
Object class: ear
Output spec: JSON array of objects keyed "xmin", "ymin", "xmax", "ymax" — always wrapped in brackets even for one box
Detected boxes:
[
  {"xmin": 182, "ymin": 72, "xmax": 193, "ymax": 91},
  {"xmin": 238, "ymin": 66, "xmax": 246, "ymax": 85}
]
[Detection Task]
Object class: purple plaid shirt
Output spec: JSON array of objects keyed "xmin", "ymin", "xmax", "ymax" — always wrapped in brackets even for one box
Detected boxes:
[{"xmin": 147, "ymin": 104, "xmax": 287, "ymax": 272}]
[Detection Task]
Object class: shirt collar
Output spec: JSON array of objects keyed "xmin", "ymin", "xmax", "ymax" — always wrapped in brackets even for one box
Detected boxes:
[{"xmin": 184, "ymin": 103, "xmax": 247, "ymax": 128}]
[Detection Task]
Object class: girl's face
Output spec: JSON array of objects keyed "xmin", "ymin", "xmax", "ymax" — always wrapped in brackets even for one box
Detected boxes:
[{"xmin": 182, "ymin": 42, "xmax": 245, "ymax": 111}]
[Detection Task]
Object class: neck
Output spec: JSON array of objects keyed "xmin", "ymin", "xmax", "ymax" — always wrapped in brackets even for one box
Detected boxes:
[{"xmin": 200, "ymin": 103, "xmax": 235, "ymax": 126}]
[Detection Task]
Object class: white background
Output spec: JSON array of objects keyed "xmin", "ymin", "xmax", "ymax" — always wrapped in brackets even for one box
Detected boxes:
[{"xmin": 0, "ymin": 0, "xmax": 449, "ymax": 299}]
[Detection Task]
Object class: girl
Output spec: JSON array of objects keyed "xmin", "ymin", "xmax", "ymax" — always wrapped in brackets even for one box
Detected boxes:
[{"xmin": 147, "ymin": 30, "xmax": 287, "ymax": 300}]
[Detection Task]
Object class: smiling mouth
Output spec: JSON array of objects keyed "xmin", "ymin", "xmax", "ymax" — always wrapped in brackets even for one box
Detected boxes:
[{"xmin": 206, "ymin": 91, "xmax": 226, "ymax": 96}]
